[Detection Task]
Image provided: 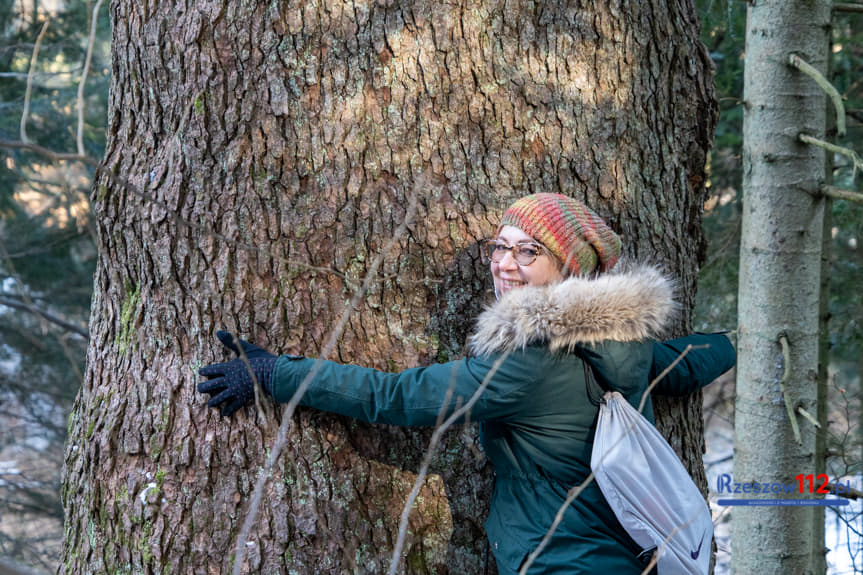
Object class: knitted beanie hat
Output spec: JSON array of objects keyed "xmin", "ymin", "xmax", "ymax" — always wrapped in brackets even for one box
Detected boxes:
[{"xmin": 499, "ymin": 193, "xmax": 622, "ymax": 276}]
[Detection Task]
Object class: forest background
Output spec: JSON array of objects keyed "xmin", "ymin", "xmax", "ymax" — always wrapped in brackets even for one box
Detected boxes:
[{"xmin": 0, "ymin": 0, "xmax": 860, "ymax": 573}]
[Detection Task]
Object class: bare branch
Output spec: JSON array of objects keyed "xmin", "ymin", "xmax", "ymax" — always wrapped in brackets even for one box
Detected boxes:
[
  {"xmin": 778, "ymin": 333, "xmax": 803, "ymax": 445},
  {"xmin": 825, "ymin": 483, "xmax": 863, "ymax": 500},
  {"xmin": 638, "ymin": 509, "xmax": 703, "ymax": 575},
  {"xmin": 0, "ymin": 296, "xmax": 88, "ymax": 339},
  {"xmin": 230, "ymin": 180, "xmax": 422, "ymax": 575},
  {"xmin": 520, "ymin": 344, "xmax": 708, "ymax": 574},
  {"xmin": 0, "ymin": 68, "xmax": 78, "ymax": 79},
  {"xmin": 798, "ymin": 133, "xmax": 863, "ymax": 174},
  {"xmin": 0, "ymin": 555, "xmax": 50, "ymax": 575},
  {"xmin": 821, "ymin": 184, "xmax": 863, "ymax": 204},
  {"xmin": 639, "ymin": 344, "xmax": 703, "ymax": 411},
  {"xmin": 833, "ymin": 2, "xmax": 863, "ymax": 13},
  {"xmin": 788, "ymin": 54, "xmax": 846, "ymax": 137},
  {"xmin": 518, "ymin": 471, "xmax": 596, "ymax": 575},
  {"xmin": 0, "ymin": 239, "xmax": 83, "ymax": 382},
  {"xmin": 796, "ymin": 406, "xmax": 822, "ymax": 428},
  {"xmin": 0, "ymin": 70, "xmax": 78, "ymax": 79},
  {"xmin": 0, "ymin": 139, "xmax": 95, "ymax": 164},
  {"xmin": 21, "ymin": 19, "xmax": 50, "ymax": 144},
  {"xmin": 76, "ymin": 0, "xmax": 105, "ymax": 156},
  {"xmin": 388, "ymin": 352, "xmax": 510, "ymax": 575}
]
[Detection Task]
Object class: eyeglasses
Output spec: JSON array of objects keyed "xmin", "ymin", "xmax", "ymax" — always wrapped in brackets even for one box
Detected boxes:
[{"xmin": 480, "ymin": 239, "xmax": 549, "ymax": 266}]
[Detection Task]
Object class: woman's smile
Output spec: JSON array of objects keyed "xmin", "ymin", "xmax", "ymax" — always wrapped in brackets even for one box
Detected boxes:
[{"xmin": 491, "ymin": 226, "xmax": 563, "ymax": 296}]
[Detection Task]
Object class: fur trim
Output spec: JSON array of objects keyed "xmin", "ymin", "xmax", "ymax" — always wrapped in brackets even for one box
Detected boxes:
[{"xmin": 468, "ymin": 264, "xmax": 676, "ymax": 356}]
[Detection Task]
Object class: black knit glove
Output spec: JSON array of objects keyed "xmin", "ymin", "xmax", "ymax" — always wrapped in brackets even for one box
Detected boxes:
[{"xmin": 197, "ymin": 330, "xmax": 277, "ymax": 417}]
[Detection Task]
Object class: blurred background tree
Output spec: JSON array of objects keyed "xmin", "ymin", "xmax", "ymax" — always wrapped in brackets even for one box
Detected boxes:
[
  {"xmin": 0, "ymin": 0, "xmax": 108, "ymax": 570},
  {"xmin": 694, "ymin": 1, "xmax": 863, "ymax": 573}
]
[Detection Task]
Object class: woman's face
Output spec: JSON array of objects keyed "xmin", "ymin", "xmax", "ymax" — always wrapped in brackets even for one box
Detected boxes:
[{"xmin": 491, "ymin": 225, "xmax": 564, "ymax": 297}]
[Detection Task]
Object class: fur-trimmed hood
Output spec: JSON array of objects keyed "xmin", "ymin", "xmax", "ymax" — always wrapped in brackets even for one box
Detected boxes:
[{"xmin": 468, "ymin": 264, "xmax": 676, "ymax": 356}]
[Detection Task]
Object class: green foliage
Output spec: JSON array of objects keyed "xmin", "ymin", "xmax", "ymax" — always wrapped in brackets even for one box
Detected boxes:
[
  {"xmin": 693, "ymin": 0, "xmax": 747, "ymax": 332},
  {"xmin": 826, "ymin": 10, "xmax": 863, "ymax": 367},
  {"xmin": 697, "ymin": 0, "xmax": 746, "ymax": 153},
  {"xmin": 829, "ymin": 200, "xmax": 862, "ymax": 365}
]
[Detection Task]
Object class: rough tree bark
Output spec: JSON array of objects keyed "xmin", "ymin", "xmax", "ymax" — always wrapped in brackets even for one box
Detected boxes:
[
  {"xmin": 61, "ymin": 1, "xmax": 716, "ymax": 573},
  {"xmin": 732, "ymin": 1, "xmax": 830, "ymax": 574}
]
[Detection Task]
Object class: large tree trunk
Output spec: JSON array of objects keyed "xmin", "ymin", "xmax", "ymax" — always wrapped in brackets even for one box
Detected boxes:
[
  {"xmin": 732, "ymin": 1, "xmax": 830, "ymax": 574},
  {"xmin": 60, "ymin": 1, "xmax": 716, "ymax": 573}
]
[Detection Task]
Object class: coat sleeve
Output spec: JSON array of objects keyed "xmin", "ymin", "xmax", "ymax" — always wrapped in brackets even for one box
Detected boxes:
[
  {"xmin": 650, "ymin": 333, "xmax": 736, "ymax": 396},
  {"xmin": 579, "ymin": 340, "xmax": 654, "ymax": 399},
  {"xmin": 270, "ymin": 351, "xmax": 541, "ymax": 427}
]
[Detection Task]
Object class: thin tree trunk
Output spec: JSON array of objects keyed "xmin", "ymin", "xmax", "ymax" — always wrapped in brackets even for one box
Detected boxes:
[
  {"xmin": 732, "ymin": 2, "xmax": 831, "ymax": 574},
  {"xmin": 61, "ymin": 1, "xmax": 716, "ymax": 573}
]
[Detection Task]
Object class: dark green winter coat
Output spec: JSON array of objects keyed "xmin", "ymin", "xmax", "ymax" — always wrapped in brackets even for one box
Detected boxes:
[{"xmin": 271, "ymin": 265, "xmax": 736, "ymax": 574}]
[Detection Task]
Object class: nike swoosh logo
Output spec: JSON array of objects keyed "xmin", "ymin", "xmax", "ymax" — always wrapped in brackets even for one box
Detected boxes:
[{"xmin": 690, "ymin": 531, "xmax": 705, "ymax": 559}]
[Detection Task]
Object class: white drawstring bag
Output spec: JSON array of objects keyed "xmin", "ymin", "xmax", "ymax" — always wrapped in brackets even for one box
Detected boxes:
[{"xmin": 591, "ymin": 391, "xmax": 713, "ymax": 575}]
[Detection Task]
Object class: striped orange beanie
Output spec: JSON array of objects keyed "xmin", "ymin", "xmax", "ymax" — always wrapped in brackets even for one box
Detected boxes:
[{"xmin": 499, "ymin": 193, "xmax": 622, "ymax": 276}]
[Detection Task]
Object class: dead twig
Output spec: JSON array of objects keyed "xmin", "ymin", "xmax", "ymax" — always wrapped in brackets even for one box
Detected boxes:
[
  {"xmin": 0, "ymin": 296, "xmax": 89, "ymax": 339},
  {"xmin": 230, "ymin": 180, "xmax": 422, "ymax": 575},
  {"xmin": 0, "ymin": 238, "xmax": 84, "ymax": 381},
  {"xmin": 0, "ymin": 139, "xmax": 95, "ymax": 164},
  {"xmin": 21, "ymin": 19, "xmax": 50, "ymax": 144},
  {"xmin": 519, "ymin": 345, "xmax": 707, "ymax": 574},
  {"xmin": 833, "ymin": 3, "xmax": 863, "ymax": 13},
  {"xmin": 798, "ymin": 134, "xmax": 863, "ymax": 176},
  {"xmin": 387, "ymin": 352, "xmax": 510, "ymax": 575},
  {"xmin": 76, "ymin": 0, "xmax": 104, "ymax": 156},
  {"xmin": 820, "ymin": 185, "xmax": 863, "ymax": 205},
  {"xmin": 777, "ymin": 333, "xmax": 803, "ymax": 445},
  {"xmin": 788, "ymin": 54, "xmax": 845, "ymax": 137}
]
